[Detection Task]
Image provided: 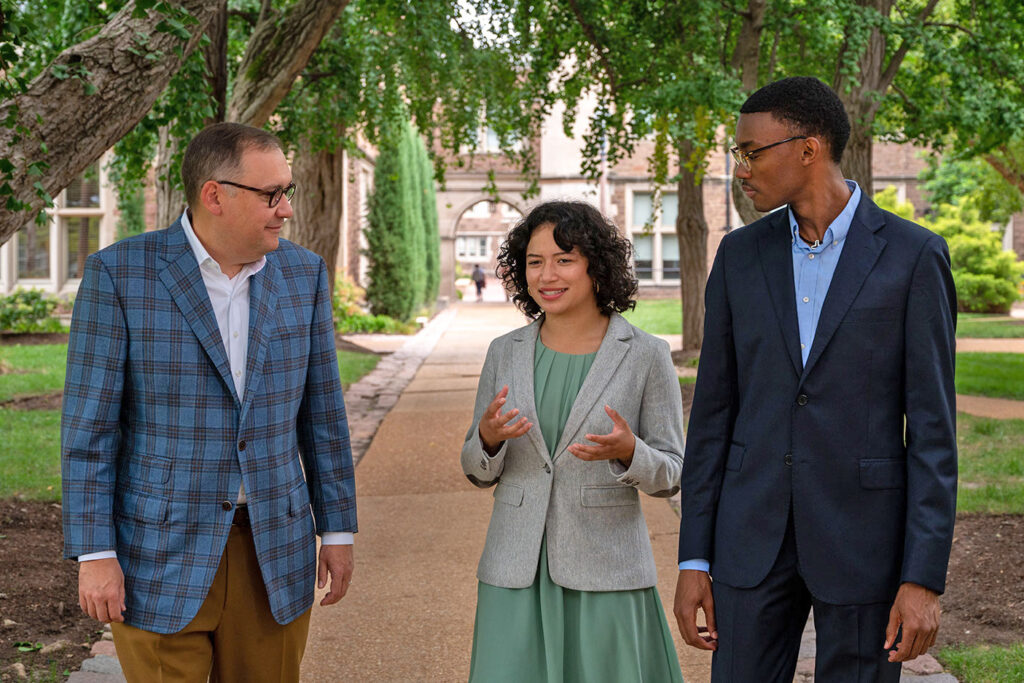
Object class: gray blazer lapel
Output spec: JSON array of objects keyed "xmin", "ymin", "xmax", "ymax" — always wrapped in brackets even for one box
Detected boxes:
[
  {"xmin": 801, "ymin": 199, "xmax": 887, "ymax": 381},
  {"xmin": 552, "ymin": 314, "xmax": 632, "ymax": 460},
  {"xmin": 758, "ymin": 211, "xmax": 803, "ymax": 377},
  {"xmin": 157, "ymin": 222, "xmax": 239, "ymax": 406},
  {"xmin": 510, "ymin": 318, "xmax": 550, "ymax": 462},
  {"xmin": 240, "ymin": 260, "xmax": 281, "ymax": 417}
]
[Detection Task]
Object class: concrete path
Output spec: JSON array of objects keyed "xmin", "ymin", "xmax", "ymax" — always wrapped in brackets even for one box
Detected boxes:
[{"xmin": 300, "ymin": 303, "xmax": 713, "ymax": 682}]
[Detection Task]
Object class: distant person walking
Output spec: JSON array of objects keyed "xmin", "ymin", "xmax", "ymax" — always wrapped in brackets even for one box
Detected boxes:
[
  {"xmin": 472, "ymin": 263, "xmax": 486, "ymax": 301},
  {"xmin": 461, "ymin": 201, "xmax": 685, "ymax": 682}
]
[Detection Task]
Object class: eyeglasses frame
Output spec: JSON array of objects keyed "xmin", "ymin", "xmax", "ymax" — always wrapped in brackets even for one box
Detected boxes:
[
  {"xmin": 730, "ymin": 135, "xmax": 809, "ymax": 170},
  {"xmin": 216, "ymin": 179, "xmax": 296, "ymax": 208}
]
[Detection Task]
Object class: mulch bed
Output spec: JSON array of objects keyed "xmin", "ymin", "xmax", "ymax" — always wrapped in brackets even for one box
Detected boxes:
[
  {"xmin": 0, "ymin": 500, "xmax": 1018, "ymax": 680},
  {"xmin": 0, "ymin": 501, "xmax": 100, "ymax": 681}
]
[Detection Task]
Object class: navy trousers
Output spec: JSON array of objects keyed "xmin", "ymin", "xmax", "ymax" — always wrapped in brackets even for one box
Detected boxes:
[{"xmin": 711, "ymin": 511, "xmax": 903, "ymax": 683}]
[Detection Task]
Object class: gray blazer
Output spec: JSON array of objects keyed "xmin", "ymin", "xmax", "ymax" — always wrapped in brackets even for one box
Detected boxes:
[{"xmin": 461, "ymin": 313, "xmax": 684, "ymax": 591}]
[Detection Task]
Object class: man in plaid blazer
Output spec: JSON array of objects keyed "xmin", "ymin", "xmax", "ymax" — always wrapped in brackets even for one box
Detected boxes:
[{"xmin": 61, "ymin": 123, "xmax": 357, "ymax": 681}]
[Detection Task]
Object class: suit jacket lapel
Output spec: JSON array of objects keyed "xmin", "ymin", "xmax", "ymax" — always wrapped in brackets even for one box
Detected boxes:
[
  {"xmin": 157, "ymin": 222, "xmax": 240, "ymax": 406},
  {"xmin": 510, "ymin": 318, "xmax": 550, "ymax": 462},
  {"xmin": 240, "ymin": 260, "xmax": 281, "ymax": 417},
  {"xmin": 800, "ymin": 197, "xmax": 887, "ymax": 381},
  {"xmin": 552, "ymin": 314, "xmax": 631, "ymax": 460},
  {"xmin": 758, "ymin": 211, "xmax": 803, "ymax": 377}
]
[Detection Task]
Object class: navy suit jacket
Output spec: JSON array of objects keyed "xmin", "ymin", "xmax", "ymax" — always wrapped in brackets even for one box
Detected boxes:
[{"xmin": 678, "ymin": 195, "xmax": 957, "ymax": 604}]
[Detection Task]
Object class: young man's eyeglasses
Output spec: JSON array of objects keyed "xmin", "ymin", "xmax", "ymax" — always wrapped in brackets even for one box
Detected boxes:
[
  {"xmin": 217, "ymin": 180, "xmax": 296, "ymax": 208},
  {"xmin": 730, "ymin": 136, "xmax": 808, "ymax": 170}
]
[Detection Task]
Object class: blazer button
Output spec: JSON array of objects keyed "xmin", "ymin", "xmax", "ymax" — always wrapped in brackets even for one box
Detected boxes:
[
  {"xmin": 796, "ymin": 394, "xmax": 809, "ymax": 406},
  {"xmin": 784, "ymin": 453, "xmax": 793, "ymax": 466},
  {"xmin": 221, "ymin": 500, "xmax": 233, "ymax": 511},
  {"xmin": 238, "ymin": 440, "xmax": 247, "ymax": 451},
  {"xmin": 543, "ymin": 463, "xmax": 551, "ymax": 473}
]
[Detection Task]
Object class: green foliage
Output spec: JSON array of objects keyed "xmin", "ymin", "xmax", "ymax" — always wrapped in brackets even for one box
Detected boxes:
[
  {"xmin": 956, "ymin": 414, "xmax": 1024, "ymax": 515},
  {"xmin": 957, "ymin": 314, "xmax": 1024, "ymax": 339},
  {"xmin": 939, "ymin": 642, "xmax": 1024, "ymax": 681},
  {"xmin": 419, "ymin": 129, "xmax": 441, "ymax": 302},
  {"xmin": 332, "ymin": 272, "xmax": 416, "ymax": 334},
  {"xmin": 0, "ymin": 289, "xmax": 64, "ymax": 333},
  {"xmin": 956, "ymin": 352, "xmax": 1024, "ymax": 401},
  {"xmin": 0, "ymin": 343, "xmax": 67, "ymax": 401},
  {"xmin": 116, "ymin": 185, "xmax": 147, "ymax": 241},
  {"xmin": 921, "ymin": 154, "xmax": 1024, "ymax": 226},
  {"xmin": 875, "ymin": 188, "xmax": 1024, "ymax": 313},
  {"xmin": 364, "ymin": 107, "xmax": 440, "ymax": 320},
  {"xmin": 622, "ymin": 299, "xmax": 683, "ymax": 336},
  {"xmin": 336, "ymin": 349, "xmax": 380, "ymax": 390}
]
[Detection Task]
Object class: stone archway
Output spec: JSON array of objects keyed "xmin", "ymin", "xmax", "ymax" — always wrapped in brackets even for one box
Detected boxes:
[{"xmin": 450, "ymin": 198, "xmax": 523, "ymax": 302}]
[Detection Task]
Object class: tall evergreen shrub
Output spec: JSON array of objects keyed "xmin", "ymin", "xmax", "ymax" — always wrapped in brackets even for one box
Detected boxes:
[
  {"xmin": 400, "ymin": 121, "xmax": 427, "ymax": 307},
  {"xmin": 419, "ymin": 135, "xmax": 441, "ymax": 304}
]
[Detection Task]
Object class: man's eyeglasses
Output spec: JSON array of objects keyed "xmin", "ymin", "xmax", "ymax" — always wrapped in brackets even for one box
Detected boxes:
[
  {"xmin": 217, "ymin": 180, "xmax": 296, "ymax": 208},
  {"xmin": 730, "ymin": 136, "xmax": 808, "ymax": 170}
]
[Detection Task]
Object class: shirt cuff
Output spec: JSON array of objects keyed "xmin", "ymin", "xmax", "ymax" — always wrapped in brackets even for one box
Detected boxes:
[
  {"xmin": 679, "ymin": 559, "xmax": 710, "ymax": 572},
  {"xmin": 321, "ymin": 532, "xmax": 354, "ymax": 545},
  {"xmin": 79, "ymin": 550, "xmax": 118, "ymax": 562}
]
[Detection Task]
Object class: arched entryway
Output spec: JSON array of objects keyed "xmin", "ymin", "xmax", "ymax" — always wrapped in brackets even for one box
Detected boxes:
[{"xmin": 450, "ymin": 198, "xmax": 523, "ymax": 301}]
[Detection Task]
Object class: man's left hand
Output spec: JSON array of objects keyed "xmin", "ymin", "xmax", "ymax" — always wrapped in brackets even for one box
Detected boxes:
[
  {"xmin": 884, "ymin": 582, "xmax": 940, "ymax": 662},
  {"xmin": 568, "ymin": 405, "xmax": 636, "ymax": 467},
  {"xmin": 317, "ymin": 544, "xmax": 354, "ymax": 606}
]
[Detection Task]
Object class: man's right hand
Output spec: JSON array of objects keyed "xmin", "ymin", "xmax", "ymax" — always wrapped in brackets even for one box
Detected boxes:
[
  {"xmin": 79, "ymin": 558, "xmax": 126, "ymax": 623},
  {"xmin": 674, "ymin": 570, "xmax": 718, "ymax": 651},
  {"xmin": 479, "ymin": 385, "xmax": 532, "ymax": 455}
]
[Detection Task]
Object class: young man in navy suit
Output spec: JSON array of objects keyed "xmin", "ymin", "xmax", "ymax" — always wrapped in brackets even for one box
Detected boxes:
[{"xmin": 674, "ymin": 77, "xmax": 957, "ymax": 682}]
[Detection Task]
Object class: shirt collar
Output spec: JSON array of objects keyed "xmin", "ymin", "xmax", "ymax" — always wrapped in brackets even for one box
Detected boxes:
[
  {"xmin": 788, "ymin": 179, "xmax": 861, "ymax": 250},
  {"xmin": 181, "ymin": 209, "xmax": 266, "ymax": 278}
]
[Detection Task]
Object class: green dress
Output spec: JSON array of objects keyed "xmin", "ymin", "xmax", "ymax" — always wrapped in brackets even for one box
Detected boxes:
[{"xmin": 468, "ymin": 338, "xmax": 684, "ymax": 682}]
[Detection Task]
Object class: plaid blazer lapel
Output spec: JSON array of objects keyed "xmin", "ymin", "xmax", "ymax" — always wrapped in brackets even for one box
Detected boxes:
[
  {"xmin": 240, "ymin": 260, "xmax": 281, "ymax": 416},
  {"xmin": 157, "ymin": 223, "xmax": 240, "ymax": 406}
]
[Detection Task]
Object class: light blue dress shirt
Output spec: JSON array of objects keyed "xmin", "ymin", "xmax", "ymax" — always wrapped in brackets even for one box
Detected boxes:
[{"xmin": 679, "ymin": 180, "xmax": 862, "ymax": 573}]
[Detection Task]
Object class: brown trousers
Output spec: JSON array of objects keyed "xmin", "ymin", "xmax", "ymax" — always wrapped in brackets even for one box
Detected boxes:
[{"xmin": 112, "ymin": 524, "xmax": 312, "ymax": 683}]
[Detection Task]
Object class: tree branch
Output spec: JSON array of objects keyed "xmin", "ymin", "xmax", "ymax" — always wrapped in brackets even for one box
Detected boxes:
[
  {"xmin": 878, "ymin": 0, "xmax": 940, "ymax": 92},
  {"xmin": 565, "ymin": 0, "xmax": 619, "ymax": 96}
]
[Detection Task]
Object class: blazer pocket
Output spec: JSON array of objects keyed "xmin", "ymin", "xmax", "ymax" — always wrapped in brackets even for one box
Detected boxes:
[
  {"xmin": 116, "ymin": 489, "xmax": 168, "ymax": 524},
  {"xmin": 493, "ymin": 482, "xmax": 524, "ymax": 507},
  {"xmin": 859, "ymin": 458, "xmax": 907, "ymax": 490},
  {"xmin": 289, "ymin": 480, "xmax": 312, "ymax": 517},
  {"xmin": 580, "ymin": 484, "xmax": 636, "ymax": 508},
  {"xmin": 725, "ymin": 442, "xmax": 746, "ymax": 472},
  {"xmin": 843, "ymin": 306, "xmax": 902, "ymax": 323},
  {"xmin": 125, "ymin": 454, "xmax": 172, "ymax": 485}
]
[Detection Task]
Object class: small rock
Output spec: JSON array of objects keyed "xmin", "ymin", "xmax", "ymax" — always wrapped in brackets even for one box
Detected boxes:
[
  {"xmin": 902, "ymin": 653, "xmax": 944, "ymax": 675},
  {"xmin": 90, "ymin": 640, "xmax": 117, "ymax": 657},
  {"xmin": 0, "ymin": 592, "xmax": 8, "ymax": 599},
  {"xmin": 39, "ymin": 639, "xmax": 72, "ymax": 655},
  {"xmin": 101, "ymin": 630, "xmax": 114, "ymax": 641},
  {"xmin": 9, "ymin": 662, "xmax": 27, "ymax": 680},
  {"xmin": 2, "ymin": 618, "xmax": 16, "ymax": 628},
  {"xmin": 81, "ymin": 654, "xmax": 123, "ymax": 676}
]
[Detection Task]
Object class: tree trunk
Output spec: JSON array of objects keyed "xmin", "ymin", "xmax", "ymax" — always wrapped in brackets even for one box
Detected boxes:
[
  {"xmin": 677, "ymin": 141, "xmax": 708, "ymax": 353},
  {"xmin": 732, "ymin": 175, "xmax": 764, "ymax": 225},
  {"xmin": 227, "ymin": 0, "xmax": 351, "ymax": 127},
  {"xmin": 287, "ymin": 138, "xmax": 345, "ymax": 294},
  {"xmin": 0, "ymin": 0, "xmax": 220, "ymax": 245},
  {"xmin": 155, "ymin": 126, "xmax": 185, "ymax": 229},
  {"xmin": 203, "ymin": 0, "xmax": 229, "ymax": 124},
  {"xmin": 729, "ymin": 0, "xmax": 768, "ymax": 226},
  {"xmin": 840, "ymin": 105, "xmax": 875, "ymax": 195}
]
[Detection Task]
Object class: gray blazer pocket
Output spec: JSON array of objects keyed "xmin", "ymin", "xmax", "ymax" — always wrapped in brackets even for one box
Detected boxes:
[
  {"xmin": 859, "ymin": 458, "xmax": 907, "ymax": 489},
  {"xmin": 725, "ymin": 442, "xmax": 746, "ymax": 472},
  {"xmin": 493, "ymin": 482, "xmax": 524, "ymax": 506},
  {"xmin": 581, "ymin": 485, "xmax": 636, "ymax": 507}
]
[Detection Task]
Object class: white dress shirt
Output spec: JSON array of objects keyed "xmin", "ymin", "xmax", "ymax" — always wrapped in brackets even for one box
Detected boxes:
[{"xmin": 80, "ymin": 211, "xmax": 351, "ymax": 562}]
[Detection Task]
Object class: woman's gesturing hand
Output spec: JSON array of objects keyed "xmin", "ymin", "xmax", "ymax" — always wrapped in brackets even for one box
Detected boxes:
[
  {"xmin": 568, "ymin": 405, "xmax": 636, "ymax": 466},
  {"xmin": 479, "ymin": 385, "xmax": 533, "ymax": 455}
]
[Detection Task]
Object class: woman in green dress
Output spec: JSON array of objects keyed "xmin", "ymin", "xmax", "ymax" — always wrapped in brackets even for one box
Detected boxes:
[{"xmin": 460, "ymin": 201, "xmax": 686, "ymax": 682}]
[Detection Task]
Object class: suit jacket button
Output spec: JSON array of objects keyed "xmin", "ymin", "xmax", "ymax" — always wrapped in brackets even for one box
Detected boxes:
[
  {"xmin": 784, "ymin": 453, "xmax": 793, "ymax": 466},
  {"xmin": 221, "ymin": 500, "xmax": 233, "ymax": 511},
  {"xmin": 796, "ymin": 394, "xmax": 809, "ymax": 406},
  {"xmin": 238, "ymin": 440, "xmax": 247, "ymax": 451},
  {"xmin": 480, "ymin": 459, "xmax": 488, "ymax": 469},
  {"xmin": 543, "ymin": 463, "xmax": 551, "ymax": 473}
]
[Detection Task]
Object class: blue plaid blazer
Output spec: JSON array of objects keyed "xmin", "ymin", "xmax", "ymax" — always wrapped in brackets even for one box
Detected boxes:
[{"xmin": 61, "ymin": 219, "xmax": 357, "ymax": 634}]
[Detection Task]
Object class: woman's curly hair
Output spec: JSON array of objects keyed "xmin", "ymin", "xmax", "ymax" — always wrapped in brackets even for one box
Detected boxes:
[{"xmin": 496, "ymin": 200, "xmax": 638, "ymax": 319}]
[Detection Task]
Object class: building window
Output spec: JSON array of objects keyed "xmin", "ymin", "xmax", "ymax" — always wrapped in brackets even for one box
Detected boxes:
[
  {"xmin": 17, "ymin": 221, "xmax": 50, "ymax": 280},
  {"xmin": 456, "ymin": 235, "xmax": 490, "ymax": 261},
  {"xmin": 630, "ymin": 191, "xmax": 680, "ymax": 285},
  {"xmin": 64, "ymin": 216, "xmax": 100, "ymax": 280}
]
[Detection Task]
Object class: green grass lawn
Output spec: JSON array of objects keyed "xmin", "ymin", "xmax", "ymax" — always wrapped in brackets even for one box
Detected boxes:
[
  {"xmin": 956, "ymin": 352, "xmax": 1024, "ymax": 400},
  {"xmin": 623, "ymin": 299, "xmax": 682, "ymax": 335},
  {"xmin": 337, "ymin": 349, "xmax": 380, "ymax": 389},
  {"xmin": 958, "ymin": 313, "xmax": 1024, "ymax": 338},
  {"xmin": 0, "ymin": 343, "xmax": 67, "ymax": 401},
  {"xmin": 939, "ymin": 643, "xmax": 1024, "ymax": 683},
  {"xmin": 0, "ymin": 409, "xmax": 62, "ymax": 500},
  {"xmin": 956, "ymin": 413, "xmax": 1024, "ymax": 514}
]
